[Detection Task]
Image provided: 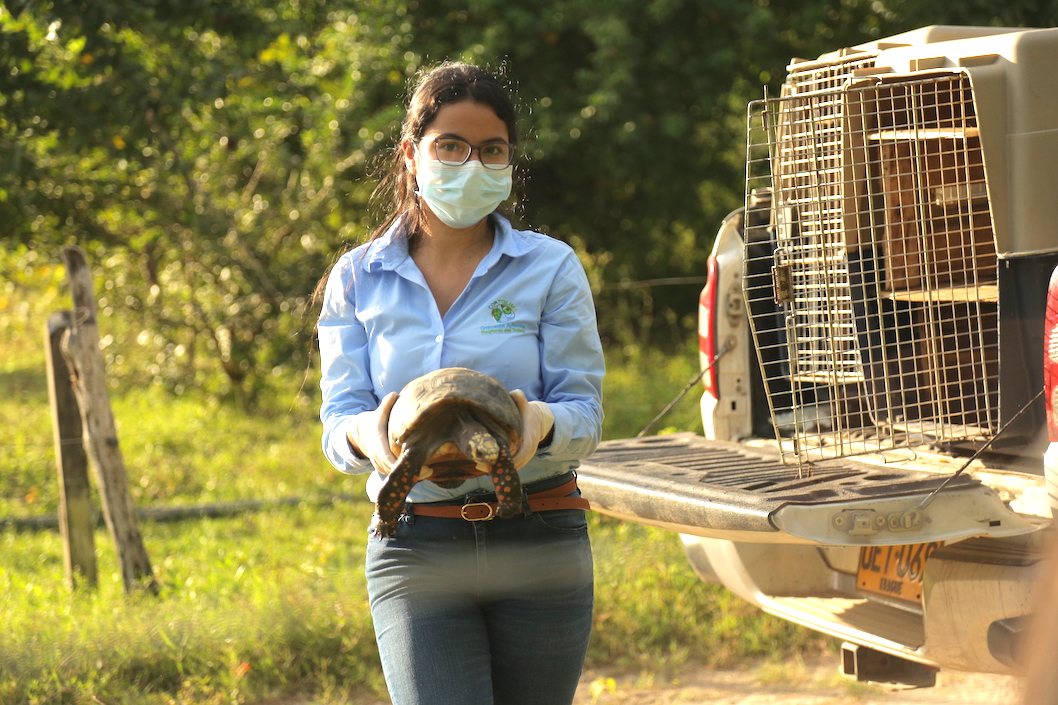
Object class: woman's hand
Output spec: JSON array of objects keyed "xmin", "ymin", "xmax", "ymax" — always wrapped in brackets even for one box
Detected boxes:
[
  {"xmin": 347, "ymin": 392, "xmax": 399, "ymax": 474},
  {"xmin": 510, "ymin": 390, "xmax": 555, "ymax": 469}
]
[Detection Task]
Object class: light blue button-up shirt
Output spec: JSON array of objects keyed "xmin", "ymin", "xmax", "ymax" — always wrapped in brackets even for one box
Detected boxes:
[{"xmin": 318, "ymin": 215, "xmax": 605, "ymax": 504}]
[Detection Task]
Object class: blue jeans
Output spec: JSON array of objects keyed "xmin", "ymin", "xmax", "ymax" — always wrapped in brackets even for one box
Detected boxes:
[{"xmin": 365, "ymin": 476, "xmax": 594, "ymax": 705}]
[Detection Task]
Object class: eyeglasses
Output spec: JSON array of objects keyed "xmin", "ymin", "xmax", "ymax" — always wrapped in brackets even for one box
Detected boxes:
[{"xmin": 422, "ymin": 137, "xmax": 514, "ymax": 170}]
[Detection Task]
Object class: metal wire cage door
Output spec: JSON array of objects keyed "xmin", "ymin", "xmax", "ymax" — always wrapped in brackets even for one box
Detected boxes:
[{"xmin": 744, "ymin": 71, "xmax": 1000, "ymax": 466}]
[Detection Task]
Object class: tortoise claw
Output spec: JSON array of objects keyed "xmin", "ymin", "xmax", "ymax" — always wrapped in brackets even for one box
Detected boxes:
[{"xmin": 371, "ymin": 523, "xmax": 397, "ymax": 539}]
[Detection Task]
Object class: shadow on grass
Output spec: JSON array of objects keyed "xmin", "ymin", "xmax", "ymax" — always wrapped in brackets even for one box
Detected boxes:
[{"xmin": 1, "ymin": 365, "xmax": 48, "ymax": 402}]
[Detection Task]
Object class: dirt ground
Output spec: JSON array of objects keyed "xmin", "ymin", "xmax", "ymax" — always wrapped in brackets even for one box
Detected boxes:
[
  {"xmin": 573, "ymin": 655, "xmax": 1023, "ymax": 705},
  {"xmin": 261, "ymin": 655, "xmax": 1023, "ymax": 705}
]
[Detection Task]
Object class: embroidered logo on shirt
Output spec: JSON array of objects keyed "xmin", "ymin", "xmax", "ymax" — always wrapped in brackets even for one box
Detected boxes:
[
  {"xmin": 481, "ymin": 299, "xmax": 525, "ymax": 334},
  {"xmin": 489, "ymin": 299, "xmax": 516, "ymax": 322}
]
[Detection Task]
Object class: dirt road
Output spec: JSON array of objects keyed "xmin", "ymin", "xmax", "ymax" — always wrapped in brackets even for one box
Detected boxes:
[
  {"xmin": 263, "ymin": 655, "xmax": 1022, "ymax": 704},
  {"xmin": 574, "ymin": 656, "xmax": 1022, "ymax": 705}
]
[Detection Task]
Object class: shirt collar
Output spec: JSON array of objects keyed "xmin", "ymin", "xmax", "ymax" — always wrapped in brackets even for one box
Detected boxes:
[
  {"xmin": 486, "ymin": 215, "xmax": 538, "ymax": 261},
  {"xmin": 360, "ymin": 218, "xmax": 409, "ymax": 273},
  {"xmin": 361, "ymin": 214, "xmax": 537, "ymax": 274}
]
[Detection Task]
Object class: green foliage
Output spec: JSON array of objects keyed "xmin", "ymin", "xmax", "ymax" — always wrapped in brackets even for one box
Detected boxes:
[
  {"xmin": 590, "ymin": 516, "xmax": 822, "ymax": 673},
  {"xmin": 0, "ymin": 1, "xmax": 379, "ymax": 404},
  {"xmin": 3, "ymin": 0, "xmax": 1056, "ymax": 397},
  {"xmin": 0, "ymin": 278, "xmax": 822, "ymax": 702},
  {"xmin": 0, "ymin": 504, "xmax": 386, "ymax": 704},
  {"xmin": 602, "ymin": 344, "xmax": 705, "ymax": 440},
  {"xmin": 0, "ymin": 506, "xmax": 822, "ymax": 703},
  {"xmin": 3, "ymin": 5, "xmax": 1054, "ymax": 699}
]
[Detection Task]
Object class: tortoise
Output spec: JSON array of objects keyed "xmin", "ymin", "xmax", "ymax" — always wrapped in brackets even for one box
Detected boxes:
[{"xmin": 372, "ymin": 367, "xmax": 525, "ymax": 538}]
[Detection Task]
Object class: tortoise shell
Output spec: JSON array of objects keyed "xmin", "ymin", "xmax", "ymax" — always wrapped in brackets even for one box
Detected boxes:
[
  {"xmin": 388, "ymin": 367, "xmax": 523, "ymax": 472},
  {"xmin": 372, "ymin": 367, "xmax": 525, "ymax": 537}
]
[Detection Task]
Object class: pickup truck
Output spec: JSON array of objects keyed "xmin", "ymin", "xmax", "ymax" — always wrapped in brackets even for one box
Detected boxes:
[{"xmin": 579, "ymin": 25, "xmax": 1058, "ymax": 686}]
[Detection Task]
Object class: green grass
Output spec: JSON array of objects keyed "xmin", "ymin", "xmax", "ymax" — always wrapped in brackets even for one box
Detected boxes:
[
  {"xmin": 601, "ymin": 343, "xmax": 705, "ymax": 439},
  {"xmin": 1, "ymin": 504, "xmax": 384, "ymax": 704},
  {"xmin": 0, "ymin": 261, "xmax": 822, "ymax": 704}
]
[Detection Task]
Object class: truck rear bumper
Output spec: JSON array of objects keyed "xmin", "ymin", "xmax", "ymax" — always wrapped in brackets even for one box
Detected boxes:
[
  {"xmin": 580, "ymin": 434, "xmax": 1052, "ymax": 674},
  {"xmin": 578, "ymin": 433, "xmax": 1045, "ymax": 545},
  {"xmin": 679, "ymin": 534, "xmax": 1046, "ymax": 675}
]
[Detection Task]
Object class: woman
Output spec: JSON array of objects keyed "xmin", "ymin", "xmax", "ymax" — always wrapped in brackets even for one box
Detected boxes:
[{"xmin": 317, "ymin": 62, "xmax": 605, "ymax": 705}]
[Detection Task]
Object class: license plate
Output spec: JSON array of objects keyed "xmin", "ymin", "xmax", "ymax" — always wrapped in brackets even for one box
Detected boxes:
[{"xmin": 857, "ymin": 542, "xmax": 943, "ymax": 602}]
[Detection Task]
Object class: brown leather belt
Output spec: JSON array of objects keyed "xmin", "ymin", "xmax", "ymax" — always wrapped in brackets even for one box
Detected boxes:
[{"xmin": 409, "ymin": 478, "xmax": 590, "ymax": 522}]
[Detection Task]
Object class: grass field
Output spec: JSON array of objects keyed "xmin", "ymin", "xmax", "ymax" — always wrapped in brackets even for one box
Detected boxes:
[{"xmin": 0, "ymin": 261, "xmax": 822, "ymax": 704}]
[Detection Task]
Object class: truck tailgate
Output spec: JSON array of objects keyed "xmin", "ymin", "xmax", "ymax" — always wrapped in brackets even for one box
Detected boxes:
[{"xmin": 577, "ymin": 433, "xmax": 1042, "ymax": 545}]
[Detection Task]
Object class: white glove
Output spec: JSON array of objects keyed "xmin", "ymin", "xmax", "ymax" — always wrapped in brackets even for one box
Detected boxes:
[
  {"xmin": 347, "ymin": 392, "xmax": 399, "ymax": 474},
  {"xmin": 510, "ymin": 390, "xmax": 555, "ymax": 470}
]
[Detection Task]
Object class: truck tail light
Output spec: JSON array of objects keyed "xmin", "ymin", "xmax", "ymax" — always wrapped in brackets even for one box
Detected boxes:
[
  {"xmin": 1045, "ymin": 265, "xmax": 1058, "ymax": 441},
  {"xmin": 699, "ymin": 255, "xmax": 719, "ymax": 398}
]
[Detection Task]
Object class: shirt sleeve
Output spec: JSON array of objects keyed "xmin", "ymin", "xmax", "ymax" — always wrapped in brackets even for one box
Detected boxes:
[
  {"xmin": 534, "ymin": 249, "xmax": 605, "ymax": 463},
  {"xmin": 317, "ymin": 254, "xmax": 376, "ymax": 474}
]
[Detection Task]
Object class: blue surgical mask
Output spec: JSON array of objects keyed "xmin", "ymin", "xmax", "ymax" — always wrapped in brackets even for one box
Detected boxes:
[{"xmin": 414, "ymin": 158, "xmax": 513, "ymax": 229}]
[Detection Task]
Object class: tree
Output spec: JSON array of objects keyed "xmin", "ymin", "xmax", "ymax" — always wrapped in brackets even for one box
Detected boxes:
[
  {"xmin": 1, "ymin": 0, "xmax": 370, "ymax": 403},
  {"xmin": 2, "ymin": 0, "xmax": 1054, "ymax": 401}
]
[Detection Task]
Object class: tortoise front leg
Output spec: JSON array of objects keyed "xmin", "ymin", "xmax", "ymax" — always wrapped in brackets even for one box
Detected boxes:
[
  {"xmin": 489, "ymin": 443, "xmax": 524, "ymax": 519},
  {"xmin": 373, "ymin": 445, "xmax": 426, "ymax": 538}
]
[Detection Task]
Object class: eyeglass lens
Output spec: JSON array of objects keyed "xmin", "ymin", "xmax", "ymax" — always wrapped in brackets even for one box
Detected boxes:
[{"xmin": 432, "ymin": 138, "xmax": 512, "ymax": 169}]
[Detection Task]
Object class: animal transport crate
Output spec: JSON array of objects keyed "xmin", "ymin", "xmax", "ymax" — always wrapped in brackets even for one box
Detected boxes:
[{"xmin": 741, "ymin": 27, "xmax": 1058, "ymax": 466}]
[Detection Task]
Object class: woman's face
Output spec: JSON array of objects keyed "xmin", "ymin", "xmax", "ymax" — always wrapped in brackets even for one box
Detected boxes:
[{"xmin": 402, "ymin": 99, "xmax": 510, "ymax": 175}]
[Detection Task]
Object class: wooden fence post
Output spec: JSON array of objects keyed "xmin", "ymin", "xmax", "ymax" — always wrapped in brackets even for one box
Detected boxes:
[
  {"xmin": 45, "ymin": 310, "xmax": 98, "ymax": 590},
  {"xmin": 60, "ymin": 246, "xmax": 159, "ymax": 595}
]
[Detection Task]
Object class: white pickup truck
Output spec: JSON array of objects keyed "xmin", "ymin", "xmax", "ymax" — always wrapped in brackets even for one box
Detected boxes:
[{"xmin": 579, "ymin": 25, "xmax": 1058, "ymax": 686}]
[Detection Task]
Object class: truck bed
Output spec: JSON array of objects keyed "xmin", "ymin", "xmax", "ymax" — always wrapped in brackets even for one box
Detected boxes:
[{"xmin": 577, "ymin": 433, "xmax": 1042, "ymax": 545}]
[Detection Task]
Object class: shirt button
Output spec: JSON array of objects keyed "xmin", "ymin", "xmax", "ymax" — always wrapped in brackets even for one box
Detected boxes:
[{"xmin": 435, "ymin": 335, "xmax": 443, "ymax": 343}]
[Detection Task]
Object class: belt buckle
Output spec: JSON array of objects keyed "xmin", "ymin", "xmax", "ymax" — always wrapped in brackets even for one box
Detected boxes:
[{"xmin": 460, "ymin": 501, "xmax": 496, "ymax": 522}]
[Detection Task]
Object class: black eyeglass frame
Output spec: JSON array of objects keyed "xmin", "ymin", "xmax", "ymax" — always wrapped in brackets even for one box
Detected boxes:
[{"xmin": 418, "ymin": 136, "xmax": 516, "ymax": 170}]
